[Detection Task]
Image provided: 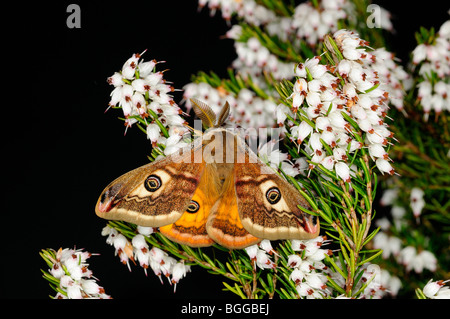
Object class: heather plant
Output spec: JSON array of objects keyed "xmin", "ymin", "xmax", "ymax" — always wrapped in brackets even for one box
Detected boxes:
[{"xmin": 41, "ymin": 0, "xmax": 449, "ymax": 299}]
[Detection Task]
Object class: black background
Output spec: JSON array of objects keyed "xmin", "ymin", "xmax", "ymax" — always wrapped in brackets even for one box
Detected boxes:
[{"xmin": 2, "ymin": 0, "xmax": 449, "ymax": 300}]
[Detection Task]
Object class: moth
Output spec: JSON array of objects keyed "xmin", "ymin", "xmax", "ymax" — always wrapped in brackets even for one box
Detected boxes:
[{"xmin": 95, "ymin": 99, "xmax": 319, "ymax": 249}]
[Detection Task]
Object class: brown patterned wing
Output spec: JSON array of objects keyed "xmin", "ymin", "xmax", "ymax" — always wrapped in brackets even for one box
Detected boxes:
[
  {"xmin": 234, "ymin": 137, "xmax": 320, "ymax": 240},
  {"xmin": 95, "ymin": 142, "xmax": 205, "ymax": 227}
]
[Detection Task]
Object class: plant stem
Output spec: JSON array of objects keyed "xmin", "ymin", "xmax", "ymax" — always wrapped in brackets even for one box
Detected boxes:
[{"xmin": 269, "ymin": 254, "xmax": 279, "ymax": 299}]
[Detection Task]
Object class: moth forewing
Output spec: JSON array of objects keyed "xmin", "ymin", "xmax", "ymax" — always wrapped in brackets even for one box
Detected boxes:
[
  {"xmin": 95, "ymin": 143, "xmax": 206, "ymax": 227},
  {"xmin": 233, "ymin": 138, "xmax": 320, "ymax": 240}
]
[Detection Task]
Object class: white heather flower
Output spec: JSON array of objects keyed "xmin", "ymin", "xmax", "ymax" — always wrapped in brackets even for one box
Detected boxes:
[
  {"xmin": 50, "ymin": 263, "xmax": 65, "ymax": 279},
  {"xmin": 232, "ymin": 36, "xmax": 295, "ymax": 82},
  {"xmin": 244, "ymin": 244, "xmax": 258, "ymax": 261},
  {"xmin": 373, "ymin": 232, "xmax": 402, "ymax": 259},
  {"xmin": 288, "ymin": 237, "xmax": 331, "ymax": 298},
  {"xmin": 258, "ymin": 139, "xmax": 289, "ymax": 171},
  {"xmin": 111, "ymin": 233, "xmax": 134, "ymax": 271},
  {"xmin": 132, "ymin": 234, "xmax": 149, "ymax": 252},
  {"xmin": 277, "ymin": 104, "xmax": 291, "ymax": 125},
  {"xmin": 138, "ymin": 59, "xmax": 157, "ymax": 77},
  {"xmin": 423, "ymin": 280, "xmax": 450, "ymax": 299},
  {"xmin": 330, "ymin": 262, "xmax": 391, "ymax": 299},
  {"xmin": 399, "ymin": 246, "xmax": 417, "ymax": 270},
  {"xmin": 398, "ymin": 246, "xmax": 437, "ymax": 273},
  {"xmin": 391, "ymin": 205, "xmax": 406, "ymax": 220},
  {"xmin": 375, "ymin": 217, "xmax": 391, "ymax": 231},
  {"xmin": 259, "ymin": 240, "xmax": 277, "ymax": 255},
  {"xmin": 203, "ymin": 0, "xmax": 277, "ymax": 25},
  {"xmin": 413, "ymin": 44, "xmax": 436, "ymax": 65},
  {"xmin": 380, "ymin": 270, "xmax": 402, "ymax": 297},
  {"xmin": 288, "ymin": 254, "xmax": 303, "ymax": 268},
  {"xmin": 360, "ymin": 264, "xmax": 387, "ymax": 299},
  {"xmin": 149, "ymin": 247, "xmax": 166, "ymax": 265},
  {"xmin": 160, "ymin": 255, "xmax": 177, "ymax": 280},
  {"xmin": 67, "ymin": 284, "xmax": 83, "ymax": 299},
  {"xmin": 149, "ymin": 259, "xmax": 163, "ymax": 283},
  {"xmin": 423, "ymin": 279, "xmax": 443, "ymax": 297},
  {"xmin": 335, "ymin": 161, "xmax": 351, "ymax": 182},
  {"xmin": 321, "ymin": 156, "xmax": 335, "ymax": 170},
  {"xmin": 107, "ymin": 72, "xmax": 124, "ymax": 87},
  {"xmin": 369, "ymin": 48, "xmax": 410, "ymax": 111},
  {"xmin": 255, "ymin": 249, "xmax": 276, "ymax": 269},
  {"xmin": 81, "ymin": 280, "xmax": 104, "ymax": 296},
  {"xmin": 292, "ymin": 0, "xmax": 354, "ymax": 46},
  {"xmin": 375, "ymin": 158, "xmax": 395, "ymax": 175},
  {"xmin": 146, "ymin": 123, "xmax": 161, "ymax": 147},
  {"xmin": 368, "ymin": 143, "xmax": 388, "ymax": 161},
  {"xmin": 245, "ymin": 244, "xmax": 276, "ymax": 270},
  {"xmin": 107, "ymin": 52, "xmax": 186, "ymax": 144},
  {"xmin": 305, "ymin": 272, "xmax": 327, "ymax": 290},
  {"xmin": 410, "ymin": 187, "xmax": 425, "ymax": 219},
  {"xmin": 417, "ymin": 250, "xmax": 437, "ymax": 272},
  {"xmin": 281, "ymin": 161, "xmax": 300, "ymax": 177},
  {"xmin": 163, "ymin": 134, "xmax": 189, "ymax": 156},
  {"xmin": 418, "ymin": 80, "xmax": 432, "ymax": 100},
  {"xmin": 337, "ymin": 59, "xmax": 352, "ymax": 78},
  {"xmin": 171, "ymin": 262, "xmax": 191, "ymax": 292},
  {"xmin": 412, "ymin": 18, "xmax": 450, "ymax": 118},
  {"xmin": 42, "ymin": 248, "xmax": 110, "ymax": 299},
  {"xmin": 137, "ymin": 225, "xmax": 154, "ymax": 236},
  {"xmin": 289, "ymin": 268, "xmax": 305, "ymax": 285},
  {"xmin": 292, "ymin": 121, "xmax": 313, "ymax": 144},
  {"xmin": 100, "ymin": 225, "xmax": 190, "ymax": 289},
  {"xmin": 308, "ymin": 132, "xmax": 323, "ymax": 153},
  {"xmin": 380, "ymin": 188, "xmax": 399, "ymax": 206}
]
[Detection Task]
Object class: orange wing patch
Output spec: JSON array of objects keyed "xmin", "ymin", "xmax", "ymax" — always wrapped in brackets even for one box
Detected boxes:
[
  {"xmin": 159, "ymin": 165, "xmax": 220, "ymax": 247},
  {"xmin": 206, "ymin": 174, "xmax": 261, "ymax": 250},
  {"xmin": 159, "ymin": 190, "xmax": 213, "ymax": 247}
]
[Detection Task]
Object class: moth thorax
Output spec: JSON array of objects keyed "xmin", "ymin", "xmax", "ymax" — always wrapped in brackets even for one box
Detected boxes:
[{"xmin": 203, "ymin": 130, "xmax": 239, "ymax": 164}]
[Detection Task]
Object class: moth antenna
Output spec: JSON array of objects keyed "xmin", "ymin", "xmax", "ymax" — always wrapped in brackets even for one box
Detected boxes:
[
  {"xmin": 190, "ymin": 98, "xmax": 216, "ymax": 129},
  {"xmin": 216, "ymin": 101, "xmax": 231, "ymax": 127}
]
